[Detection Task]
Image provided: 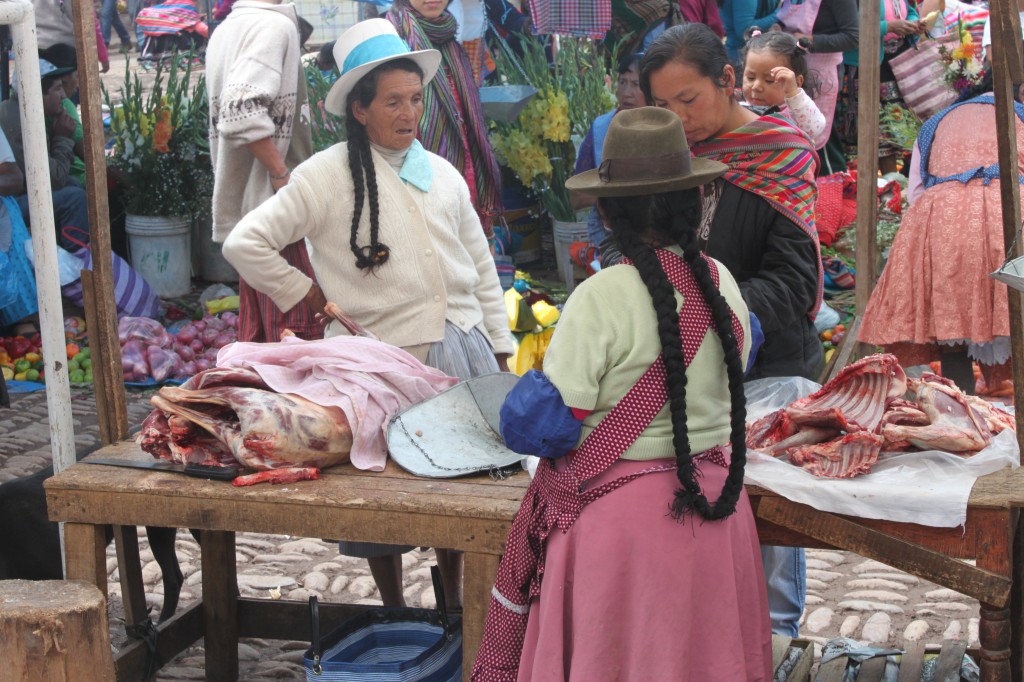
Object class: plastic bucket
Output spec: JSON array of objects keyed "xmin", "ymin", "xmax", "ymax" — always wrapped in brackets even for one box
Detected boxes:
[
  {"xmin": 192, "ymin": 214, "xmax": 239, "ymax": 283},
  {"xmin": 552, "ymin": 216, "xmax": 590, "ymax": 293},
  {"xmin": 125, "ymin": 214, "xmax": 192, "ymax": 298}
]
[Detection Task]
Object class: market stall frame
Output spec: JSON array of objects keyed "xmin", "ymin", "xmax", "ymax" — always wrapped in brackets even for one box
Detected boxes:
[{"xmin": 45, "ymin": 0, "xmax": 1024, "ymax": 679}]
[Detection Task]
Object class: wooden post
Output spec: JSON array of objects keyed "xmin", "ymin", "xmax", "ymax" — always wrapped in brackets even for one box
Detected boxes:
[
  {"xmin": 853, "ymin": 0, "xmax": 881, "ymax": 359},
  {"xmin": 988, "ymin": 0, "xmax": 1024, "ymax": 676},
  {"xmin": 0, "ymin": 579, "xmax": 116, "ymax": 681},
  {"xmin": 70, "ymin": 0, "xmax": 128, "ymax": 445}
]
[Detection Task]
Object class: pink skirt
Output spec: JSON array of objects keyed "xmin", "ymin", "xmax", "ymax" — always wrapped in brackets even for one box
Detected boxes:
[{"xmin": 517, "ymin": 456, "xmax": 772, "ymax": 681}]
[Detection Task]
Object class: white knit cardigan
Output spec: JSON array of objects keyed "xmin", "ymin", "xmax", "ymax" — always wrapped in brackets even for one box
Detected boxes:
[
  {"xmin": 206, "ymin": 0, "xmax": 303, "ymax": 243},
  {"xmin": 222, "ymin": 142, "xmax": 515, "ymax": 357}
]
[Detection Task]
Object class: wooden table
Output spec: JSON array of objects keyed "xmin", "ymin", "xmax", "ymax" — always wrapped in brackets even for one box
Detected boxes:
[
  {"xmin": 44, "ymin": 442, "xmax": 527, "ymax": 682},
  {"xmin": 45, "ymin": 443, "xmax": 1024, "ymax": 681}
]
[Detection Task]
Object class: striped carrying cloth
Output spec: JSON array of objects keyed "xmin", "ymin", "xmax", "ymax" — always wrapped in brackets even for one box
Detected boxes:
[
  {"xmin": 526, "ymin": 0, "xmax": 612, "ymax": 38},
  {"xmin": 136, "ymin": 0, "xmax": 203, "ymax": 36},
  {"xmin": 693, "ymin": 114, "xmax": 823, "ymax": 320}
]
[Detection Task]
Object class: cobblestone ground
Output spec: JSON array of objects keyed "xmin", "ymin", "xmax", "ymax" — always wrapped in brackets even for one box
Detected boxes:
[{"xmin": 0, "ymin": 386, "xmax": 982, "ymax": 679}]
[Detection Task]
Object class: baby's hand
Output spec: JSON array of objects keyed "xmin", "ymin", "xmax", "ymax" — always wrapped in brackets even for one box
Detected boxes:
[{"xmin": 771, "ymin": 66, "xmax": 800, "ymax": 98}]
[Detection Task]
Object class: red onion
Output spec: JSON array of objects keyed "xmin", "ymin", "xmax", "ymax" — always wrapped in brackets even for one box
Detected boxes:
[
  {"xmin": 192, "ymin": 320, "xmax": 206, "ymax": 333},
  {"xmin": 211, "ymin": 333, "xmax": 233, "ymax": 349},
  {"xmin": 174, "ymin": 343, "xmax": 195, "ymax": 363},
  {"xmin": 176, "ymin": 324, "xmax": 197, "ymax": 345},
  {"xmin": 194, "ymin": 357, "xmax": 213, "ymax": 372},
  {"xmin": 201, "ymin": 328, "xmax": 219, "ymax": 346},
  {"xmin": 221, "ymin": 312, "xmax": 238, "ymax": 328},
  {"xmin": 190, "ymin": 338, "xmax": 205, "ymax": 354},
  {"xmin": 204, "ymin": 315, "xmax": 226, "ymax": 331}
]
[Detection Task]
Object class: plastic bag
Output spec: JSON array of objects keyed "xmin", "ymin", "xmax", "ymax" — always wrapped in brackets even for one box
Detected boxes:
[
  {"xmin": 146, "ymin": 344, "xmax": 181, "ymax": 383},
  {"xmin": 23, "ymin": 239, "xmax": 85, "ymax": 287},
  {"xmin": 118, "ymin": 316, "xmax": 171, "ymax": 348},
  {"xmin": 199, "ymin": 283, "xmax": 236, "ymax": 308},
  {"xmin": 120, "ymin": 340, "xmax": 150, "ymax": 382}
]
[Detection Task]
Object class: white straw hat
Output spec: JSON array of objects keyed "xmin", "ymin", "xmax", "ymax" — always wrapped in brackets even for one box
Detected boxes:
[{"xmin": 325, "ymin": 18, "xmax": 441, "ymax": 116}]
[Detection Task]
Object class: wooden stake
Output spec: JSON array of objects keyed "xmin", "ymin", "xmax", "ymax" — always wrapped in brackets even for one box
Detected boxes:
[
  {"xmin": 0, "ymin": 580, "xmax": 116, "ymax": 681},
  {"xmin": 854, "ymin": 0, "xmax": 881, "ymax": 320},
  {"xmin": 70, "ymin": 0, "xmax": 128, "ymax": 444}
]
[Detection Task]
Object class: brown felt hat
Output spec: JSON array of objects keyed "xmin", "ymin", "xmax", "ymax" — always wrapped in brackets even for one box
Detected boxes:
[{"xmin": 566, "ymin": 106, "xmax": 727, "ymax": 197}]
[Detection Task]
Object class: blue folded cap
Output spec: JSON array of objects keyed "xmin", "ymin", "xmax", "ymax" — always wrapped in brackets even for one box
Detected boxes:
[{"xmin": 500, "ymin": 370, "xmax": 582, "ymax": 459}]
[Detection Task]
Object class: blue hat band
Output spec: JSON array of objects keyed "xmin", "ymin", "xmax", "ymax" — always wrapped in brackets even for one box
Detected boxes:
[{"xmin": 342, "ymin": 34, "xmax": 413, "ymax": 75}]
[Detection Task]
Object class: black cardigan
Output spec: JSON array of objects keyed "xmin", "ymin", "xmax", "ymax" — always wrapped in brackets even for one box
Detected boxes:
[{"xmin": 706, "ymin": 182, "xmax": 823, "ymax": 380}]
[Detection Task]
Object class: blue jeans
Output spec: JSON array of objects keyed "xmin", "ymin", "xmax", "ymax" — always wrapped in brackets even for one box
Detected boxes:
[
  {"xmin": 128, "ymin": 0, "xmax": 146, "ymax": 48},
  {"xmin": 101, "ymin": 0, "xmax": 133, "ymax": 45},
  {"xmin": 761, "ymin": 545, "xmax": 806, "ymax": 637},
  {"xmin": 17, "ymin": 184, "xmax": 91, "ymax": 253}
]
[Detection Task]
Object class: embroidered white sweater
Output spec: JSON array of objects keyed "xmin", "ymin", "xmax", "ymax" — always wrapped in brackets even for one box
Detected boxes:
[
  {"xmin": 206, "ymin": 0, "xmax": 303, "ymax": 243},
  {"xmin": 222, "ymin": 142, "xmax": 515, "ymax": 357}
]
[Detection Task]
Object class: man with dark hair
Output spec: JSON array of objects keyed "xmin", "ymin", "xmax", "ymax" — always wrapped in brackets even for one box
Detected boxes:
[{"xmin": 0, "ymin": 59, "xmax": 91, "ymax": 253}]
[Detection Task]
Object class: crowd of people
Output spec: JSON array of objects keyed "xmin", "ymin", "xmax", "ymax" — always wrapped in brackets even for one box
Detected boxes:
[{"xmin": 0, "ymin": 0, "xmax": 1021, "ymax": 677}]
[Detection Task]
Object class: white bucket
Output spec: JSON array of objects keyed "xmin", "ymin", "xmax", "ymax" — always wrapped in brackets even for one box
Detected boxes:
[
  {"xmin": 552, "ymin": 215, "xmax": 590, "ymax": 293},
  {"xmin": 125, "ymin": 214, "xmax": 192, "ymax": 298}
]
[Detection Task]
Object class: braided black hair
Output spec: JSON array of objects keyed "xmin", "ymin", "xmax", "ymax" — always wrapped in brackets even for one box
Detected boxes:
[
  {"xmin": 598, "ymin": 189, "xmax": 747, "ymax": 521},
  {"xmin": 344, "ymin": 58, "xmax": 424, "ymax": 271}
]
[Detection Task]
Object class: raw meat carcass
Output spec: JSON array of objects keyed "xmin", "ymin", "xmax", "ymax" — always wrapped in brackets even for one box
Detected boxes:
[
  {"xmin": 232, "ymin": 467, "xmax": 320, "ymax": 487},
  {"xmin": 880, "ymin": 375, "xmax": 992, "ymax": 454},
  {"xmin": 746, "ymin": 354, "xmax": 1013, "ymax": 479},
  {"xmin": 153, "ymin": 386, "xmax": 353, "ymax": 470},
  {"xmin": 787, "ymin": 432, "xmax": 885, "ymax": 479},
  {"xmin": 784, "ymin": 354, "xmax": 907, "ymax": 433}
]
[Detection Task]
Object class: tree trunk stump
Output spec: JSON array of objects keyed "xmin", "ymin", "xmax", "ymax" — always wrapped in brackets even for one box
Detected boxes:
[{"xmin": 0, "ymin": 579, "xmax": 115, "ymax": 681}]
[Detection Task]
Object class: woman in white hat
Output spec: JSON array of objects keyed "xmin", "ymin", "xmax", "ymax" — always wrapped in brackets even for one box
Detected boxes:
[
  {"xmin": 474, "ymin": 107, "xmax": 771, "ymax": 680},
  {"xmin": 222, "ymin": 18, "xmax": 514, "ymax": 608}
]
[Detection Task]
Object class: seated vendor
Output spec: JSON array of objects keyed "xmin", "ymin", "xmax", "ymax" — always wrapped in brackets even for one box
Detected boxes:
[
  {"xmin": 0, "ymin": 127, "xmax": 32, "ymax": 336},
  {"xmin": 222, "ymin": 19, "xmax": 514, "ymax": 609},
  {"xmin": 0, "ymin": 59, "xmax": 91, "ymax": 255}
]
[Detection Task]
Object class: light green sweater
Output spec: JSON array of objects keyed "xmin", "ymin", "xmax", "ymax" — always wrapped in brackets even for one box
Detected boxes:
[{"xmin": 543, "ymin": 248, "xmax": 751, "ymax": 460}]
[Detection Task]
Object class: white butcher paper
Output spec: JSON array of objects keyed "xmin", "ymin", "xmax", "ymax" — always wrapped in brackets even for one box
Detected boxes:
[{"xmin": 742, "ymin": 376, "xmax": 1020, "ymax": 528}]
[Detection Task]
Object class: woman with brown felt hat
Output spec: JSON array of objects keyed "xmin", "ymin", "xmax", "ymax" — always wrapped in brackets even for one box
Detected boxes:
[{"xmin": 472, "ymin": 106, "xmax": 772, "ymax": 681}]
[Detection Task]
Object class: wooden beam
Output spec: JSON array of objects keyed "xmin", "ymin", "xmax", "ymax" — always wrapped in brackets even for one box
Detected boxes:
[
  {"xmin": 70, "ymin": 0, "xmax": 128, "ymax": 444},
  {"xmin": 113, "ymin": 603, "xmax": 203, "ymax": 682},
  {"xmin": 756, "ymin": 497, "xmax": 1012, "ymax": 606},
  {"xmin": 854, "ymin": 0, "xmax": 881, "ymax": 323},
  {"xmin": 988, "ymin": 1, "xmax": 1024, "ymax": 675}
]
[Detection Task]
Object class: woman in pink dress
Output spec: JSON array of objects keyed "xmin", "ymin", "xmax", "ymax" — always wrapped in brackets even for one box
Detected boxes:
[
  {"xmin": 472, "ymin": 107, "xmax": 772, "ymax": 681},
  {"xmin": 859, "ymin": 81, "xmax": 1024, "ymax": 393}
]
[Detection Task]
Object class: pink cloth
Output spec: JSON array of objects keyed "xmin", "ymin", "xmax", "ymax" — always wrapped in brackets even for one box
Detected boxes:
[
  {"xmin": 94, "ymin": 14, "xmax": 108, "ymax": 66},
  {"xmin": 216, "ymin": 336, "xmax": 459, "ymax": 470},
  {"xmin": 678, "ymin": 0, "xmax": 724, "ymax": 37},
  {"xmin": 517, "ymin": 456, "xmax": 772, "ymax": 682},
  {"xmin": 805, "ymin": 51, "xmax": 843, "ymax": 151}
]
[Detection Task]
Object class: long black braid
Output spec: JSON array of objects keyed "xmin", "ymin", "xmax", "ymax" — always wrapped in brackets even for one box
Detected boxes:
[
  {"xmin": 599, "ymin": 190, "xmax": 747, "ymax": 521},
  {"xmin": 343, "ymin": 58, "xmax": 424, "ymax": 271}
]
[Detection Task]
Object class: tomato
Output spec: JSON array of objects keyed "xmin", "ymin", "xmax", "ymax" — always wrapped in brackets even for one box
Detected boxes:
[
  {"xmin": 9, "ymin": 336, "xmax": 30, "ymax": 359},
  {"xmin": 24, "ymin": 352, "xmax": 41, "ymax": 365},
  {"xmin": 66, "ymin": 343, "xmax": 80, "ymax": 358},
  {"xmin": 820, "ymin": 330, "xmax": 833, "ymax": 342}
]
